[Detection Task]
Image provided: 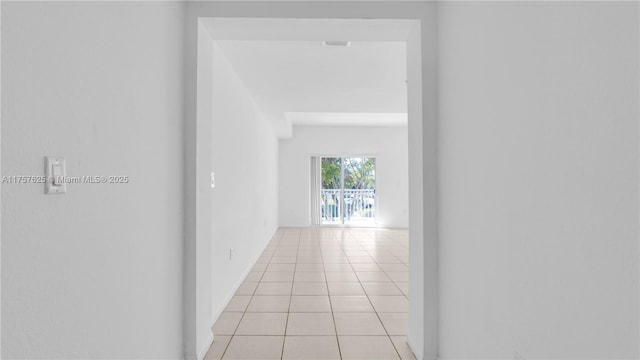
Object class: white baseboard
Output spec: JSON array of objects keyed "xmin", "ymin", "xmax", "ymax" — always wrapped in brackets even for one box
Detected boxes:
[
  {"xmin": 197, "ymin": 330, "xmax": 214, "ymax": 360},
  {"xmin": 406, "ymin": 335, "xmax": 424, "ymax": 360},
  {"xmin": 209, "ymin": 228, "xmax": 277, "ymax": 327}
]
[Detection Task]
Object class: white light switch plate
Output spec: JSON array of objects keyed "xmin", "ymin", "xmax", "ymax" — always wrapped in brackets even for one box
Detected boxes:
[{"xmin": 45, "ymin": 157, "xmax": 66, "ymax": 194}]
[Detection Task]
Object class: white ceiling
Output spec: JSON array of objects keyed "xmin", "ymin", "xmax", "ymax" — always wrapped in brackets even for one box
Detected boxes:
[{"xmin": 205, "ymin": 19, "xmax": 412, "ymax": 137}]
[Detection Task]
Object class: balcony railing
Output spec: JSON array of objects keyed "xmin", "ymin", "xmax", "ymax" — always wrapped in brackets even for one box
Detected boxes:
[{"xmin": 321, "ymin": 188, "xmax": 375, "ymax": 222}]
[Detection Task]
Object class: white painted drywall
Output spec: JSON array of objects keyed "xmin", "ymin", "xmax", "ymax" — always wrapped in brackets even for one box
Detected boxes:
[
  {"xmin": 210, "ymin": 40, "xmax": 279, "ymax": 323},
  {"xmin": 0, "ymin": 1, "xmax": 4, "ymax": 356},
  {"xmin": 278, "ymin": 125, "xmax": 409, "ymax": 228},
  {"xmin": 438, "ymin": 2, "xmax": 639, "ymax": 359},
  {"xmin": 406, "ymin": 19, "xmax": 430, "ymax": 360},
  {"xmin": 2, "ymin": 1, "xmax": 184, "ymax": 359},
  {"xmin": 194, "ymin": 22, "xmax": 215, "ymax": 360}
]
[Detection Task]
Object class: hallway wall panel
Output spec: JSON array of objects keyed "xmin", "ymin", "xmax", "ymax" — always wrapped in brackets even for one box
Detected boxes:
[
  {"xmin": 1, "ymin": 2, "xmax": 185, "ymax": 358},
  {"xmin": 210, "ymin": 41, "xmax": 279, "ymax": 325},
  {"xmin": 438, "ymin": 2, "xmax": 639, "ymax": 358}
]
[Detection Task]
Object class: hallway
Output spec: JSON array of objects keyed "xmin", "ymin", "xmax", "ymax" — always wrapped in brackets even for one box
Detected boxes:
[{"xmin": 205, "ymin": 227, "xmax": 415, "ymax": 360}]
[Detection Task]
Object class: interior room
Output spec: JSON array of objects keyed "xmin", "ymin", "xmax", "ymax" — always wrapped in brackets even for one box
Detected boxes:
[
  {"xmin": 203, "ymin": 18, "xmax": 415, "ymax": 359},
  {"xmin": 1, "ymin": 1, "xmax": 638, "ymax": 360}
]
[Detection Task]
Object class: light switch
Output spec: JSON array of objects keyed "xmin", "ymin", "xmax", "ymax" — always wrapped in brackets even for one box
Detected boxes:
[
  {"xmin": 51, "ymin": 164, "xmax": 63, "ymax": 185},
  {"xmin": 211, "ymin": 172, "xmax": 215, "ymax": 189},
  {"xmin": 45, "ymin": 157, "xmax": 66, "ymax": 194}
]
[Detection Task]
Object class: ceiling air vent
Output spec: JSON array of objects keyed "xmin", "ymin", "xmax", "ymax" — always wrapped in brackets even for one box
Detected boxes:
[{"xmin": 322, "ymin": 40, "xmax": 351, "ymax": 47}]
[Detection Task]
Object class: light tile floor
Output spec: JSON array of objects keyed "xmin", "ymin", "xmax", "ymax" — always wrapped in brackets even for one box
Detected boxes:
[{"xmin": 205, "ymin": 227, "xmax": 416, "ymax": 360}]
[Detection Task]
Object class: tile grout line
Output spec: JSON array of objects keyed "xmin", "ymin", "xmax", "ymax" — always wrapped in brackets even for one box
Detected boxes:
[
  {"xmin": 280, "ymin": 228, "xmax": 301, "ymax": 360},
  {"xmin": 369, "ymin": 232, "xmax": 410, "ymax": 359},
  {"xmin": 321, "ymin": 228, "xmax": 343, "ymax": 360}
]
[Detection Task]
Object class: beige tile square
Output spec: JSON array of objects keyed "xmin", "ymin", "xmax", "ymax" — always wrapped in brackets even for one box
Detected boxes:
[
  {"xmin": 378, "ymin": 263, "xmax": 408, "ymax": 272},
  {"xmin": 274, "ymin": 249, "xmax": 298, "ymax": 257},
  {"xmin": 295, "ymin": 263, "xmax": 324, "ymax": 271},
  {"xmin": 282, "ymin": 336, "xmax": 340, "ymax": 360},
  {"xmin": 325, "ymin": 271, "xmax": 359, "ymax": 282},
  {"xmin": 279, "ymin": 240, "xmax": 299, "ymax": 246},
  {"xmin": 385, "ymin": 271, "xmax": 409, "ymax": 282},
  {"xmin": 366, "ymin": 250, "xmax": 393, "ymax": 257},
  {"xmin": 372, "ymin": 256, "xmax": 402, "ymax": 264},
  {"xmin": 246, "ymin": 295, "xmax": 290, "ymax": 312},
  {"xmin": 251, "ymin": 263, "xmax": 268, "ymax": 272},
  {"xmin": 356, "ymin": 271, "xmax": 391, "ymax": 282},
  {"xmin": 369, "ymin": 296, "xmax": 408, "ymax": 313},
  {"xmin": 235, "ymin": 312, "xmax": 288, "ymax": 335},
  {"xmin": 292, "ymin": 282, "xmax": 328, "ymax": 296},
  {"xmin": 235, "ymin": 282, "xmax": 259, "ymax": 296},
  {"xmin": 322, "ymin": 256, "xmax": 349, "ymax": 263},
  {"xmin": 347, "ymin": 256, "xmax": 376, "ymax": 264},
  {"xmin": 275, "ymin": 244, "xmax": 296, "ymax": 248},
  {"xmin": 298, "ymin": 252, "xmax": 322, "ymax": 258},
  {"xmin": 289, "ymin": 296, "xmax": 331, "ymax": 312},
  {"xmin": 361, "ymin": 282, "xmax": 403, "ymax": 296},
  {"xmin": 286, "ymin": 313, "xmax": 336, "ymax": 335},
  {"xmin": 338, "ymin": 336, "xmax": 400, "ymax": 360},
  {"xmin": 270, "ymin": 256, "xmax": 297, "ymax": 264},
  {"xmin": 244, "ymin": 272, "xmax": 263, "ymax": 282},
  {"xmin": 390, "ymin": 336, "xmax": 417, "ymax": 360},
  {"xmin": 344, "ymin": 250, "xmax": 370, "ymax": 257},
  {"xmin": 213, "ymin": 312, "xmax": 243, "ymax": 335},
  {"xmin": 379, "ymin": 313, "xmax": 408, "ymax": 335},
  {"xmin": 261, "ymin": 271, "xmax": 295, "ymax": 282},
  {"xmin": 297, "ymin": 256, "xmax": 323, "ymax": 263},
  {"xmin": 350, "ymin": 263, "xmax": 382, "ymax": 272},
  {"xmin": 334, "ymin": 313, "xmax": 387, "ymax": 335},
  {"xmin": 222, "ymin": 335, "xmax": 284, "ymax": 359},
  {"xmin": 327, "ymin": 282, "xmax": 366, "ymax": 296},
  {"xmin": 330, "ymin": 296, "xmax": 374, "ymax": 312},
  {"xmin": 323, "ymin": 263, "xmax": 353, "ymax": 272},
  {"xmin": 321, "ymin": 251, "xmax": 346, "ymax": 257},
  {"xmin": 224, "ymin": 296, "xmax": 251, "ymax": 312},
  {"xmin": 294, "ymin": 271, "xmax": 326, "ymax": 282},
  {"xmin": 255, "ymin": 255, "xmax": 272, "ymax": 264},
  {"xmin": 254, "ymin": 282, "xmax": 292, "ymax": 295},
  {"xmin": 266, "ymin": 263, "xmax": 295, "ymax": 272},
  {"xmin": 204, "ymin": 335, "xmax": 230, "ymax": 360}
]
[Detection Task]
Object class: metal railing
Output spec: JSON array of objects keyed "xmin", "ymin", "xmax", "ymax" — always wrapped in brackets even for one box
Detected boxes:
[{"xmin": 321, "ymin": 188, "xmax": 375, "ymax": 221}]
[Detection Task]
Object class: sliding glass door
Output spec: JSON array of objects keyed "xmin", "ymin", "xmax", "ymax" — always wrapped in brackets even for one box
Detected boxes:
[
  {"xmin": 320, "ymin": 156, "xmax": 376, "ymax": 226},
  {"xmin": 320, "ymin": 157, "xmax": 342, "ymax": 225},
  {"xmin": 343, "ymin": 157, "xmax": 376, "ymax": 225}
]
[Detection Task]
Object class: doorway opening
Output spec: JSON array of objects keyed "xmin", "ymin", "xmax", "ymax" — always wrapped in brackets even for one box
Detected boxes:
[
  {"xmin": 188, "ymin": 8, "xmax": 438, "ymax": 360},
  {"xmin": 319, "ymin": 156, "xmax": 377, "ymax": 226}
]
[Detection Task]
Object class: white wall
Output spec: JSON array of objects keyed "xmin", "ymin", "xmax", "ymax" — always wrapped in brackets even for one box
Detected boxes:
[
  {"xmin": 210, "ymin": 41, "xmax": 279, "ymax": 322},
  {"xmin": 279, "ymin": 125, "xmax": 409, "ymax": 228},
  {"xmin": 438, "ymin": 2, "xmax": 639, "ymax": 359},
  {"xmin": 2, "ymin": 2, "xmax": 184, "ymax": 359},
  {"xmin": 194, "ymin": 23, "xmax": 215, "ymax": 360}
]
